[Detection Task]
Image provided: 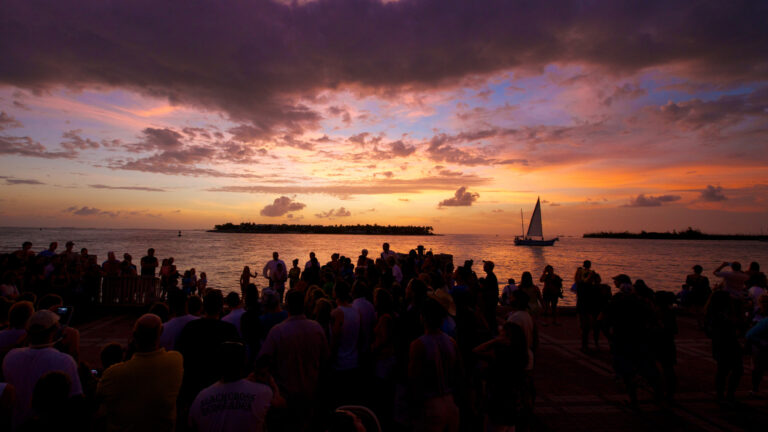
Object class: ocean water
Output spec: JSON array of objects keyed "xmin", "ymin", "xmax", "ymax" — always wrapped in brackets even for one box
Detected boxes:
[{"xmin": 2, "ymin": 227, "xmax": 767, "ymax": 306}]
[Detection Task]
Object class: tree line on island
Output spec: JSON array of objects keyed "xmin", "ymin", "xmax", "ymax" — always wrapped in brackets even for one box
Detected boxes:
[
  {"xmin": 583, "ymin": 227, "xmax": 768, "ymax": 241},
  {"xmin": 211, "ymin": 222, "xmax": 435, "ymax": 235}
]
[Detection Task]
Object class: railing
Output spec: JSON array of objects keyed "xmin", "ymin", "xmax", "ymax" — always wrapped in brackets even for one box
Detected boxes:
[{"xmin": 100, "ymin": 276, "xmax": 162, "ymax": 305}]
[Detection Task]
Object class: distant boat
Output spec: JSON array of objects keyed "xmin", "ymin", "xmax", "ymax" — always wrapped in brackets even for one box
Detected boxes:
[
  {"xmin": 178, "ymin": 230, "xmax": 182, "ymax": 237},
  {"xmin": 514, "ymin": 197, "xmax": 559, "ymax": 246}
]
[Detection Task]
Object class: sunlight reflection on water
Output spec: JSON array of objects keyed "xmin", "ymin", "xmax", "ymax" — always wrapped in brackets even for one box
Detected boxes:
[{"xmin": 2, "ymin": 228, "xmax": 767, "ymax": 307}]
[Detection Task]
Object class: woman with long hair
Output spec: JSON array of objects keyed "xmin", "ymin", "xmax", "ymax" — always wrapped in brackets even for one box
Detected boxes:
[{"xmin": 518, "ymin": 271, "xmax": 542, "ymax": 317}]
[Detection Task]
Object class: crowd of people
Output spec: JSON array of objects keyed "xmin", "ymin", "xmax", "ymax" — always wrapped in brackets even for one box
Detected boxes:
[{"xmin": 0, "ymin": 240, "xmax": 767, "ymax": 431}]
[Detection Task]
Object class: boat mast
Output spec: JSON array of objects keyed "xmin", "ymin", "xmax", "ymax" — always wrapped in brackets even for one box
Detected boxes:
[{"xmin": 520, "ymin": 209, "xmax": 525, "ymax": 238}]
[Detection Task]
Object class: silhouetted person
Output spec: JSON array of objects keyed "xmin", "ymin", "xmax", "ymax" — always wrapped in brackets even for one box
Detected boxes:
[
  {"xmin": 258, "ymin": 290, "xmax": 329, "ymax": 430},
  {"xmin": 575, "ymin": 260, "xmax": 600, "ymax": 351},
  {"xmin": 330, "ymin": 281, "xmax": 361, "ymax": 406},
  {"xmin": 189, "ymin": 342, "xmax": 273, "ymax": 432},
  {"xmin": 3, "ymin": 310, "xmax": 82, "ymax": 427},
  {"xmin": 177, "ymin": 290, "xmax": 239, "ymax": 416},
  {"xmin": 714, "ymin": 261, "xmax": 748, "ymax": 299},
  {"xmin": 140, "ymin": 248, "xmax": 159, "ymax": 277},
  {"xmin": 653, "ymin": 291, "xmax": 678, "ymax": 402},
  {"xmin": 705, "ymin": 291, "xmax": 744, "ymax": 402},
  {"xmin": 98, "ymin": 314, "xmax": 183, "ymax": 432},
  {"xmin": 603, "ymin": 274, "xmax": 660, "ymax": 407},
  {"xmin": 408, "ymin": 298, "xmax": 462, "ymax": 432},
  {"xmin": 540, "ymin": 265, "xmax": 563, "ymax": 326},
  {"xmin": 480, "ymin": 260, "xmax": 499, "ymax": 335}
]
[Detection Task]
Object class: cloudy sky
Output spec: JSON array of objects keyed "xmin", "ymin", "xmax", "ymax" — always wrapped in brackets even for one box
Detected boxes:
[{"xmin": 1, "ymin": 0, "xmax": 767, "ymax": 234}]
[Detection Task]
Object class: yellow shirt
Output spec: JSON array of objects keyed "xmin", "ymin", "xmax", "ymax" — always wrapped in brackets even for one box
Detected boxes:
[{"xmin": 97, "ymin": 348, "xmax": 183, "ymax": 432}]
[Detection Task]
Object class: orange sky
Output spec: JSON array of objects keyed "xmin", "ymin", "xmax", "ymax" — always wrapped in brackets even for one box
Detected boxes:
[{"xmin": 1, "ymin": 1, "xmax": 767, "ymax": 235}]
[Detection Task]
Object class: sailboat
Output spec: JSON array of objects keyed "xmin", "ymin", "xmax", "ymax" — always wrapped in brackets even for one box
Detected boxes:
[{"xmin": 514, "ymin": 197, "xmax": 559, "ymax": 246}]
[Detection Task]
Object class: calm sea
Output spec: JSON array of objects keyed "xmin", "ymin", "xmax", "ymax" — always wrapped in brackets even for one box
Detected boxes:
[{"xmin": 2, "ymin": 227, "xmax": 767, "ymax": 306}]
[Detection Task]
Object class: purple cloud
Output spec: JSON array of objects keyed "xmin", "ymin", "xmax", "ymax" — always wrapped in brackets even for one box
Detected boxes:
[
  {"xmin": 60, "ymin": 130, "xmax": 100, "ymax": 150},
  {"xmin": 315, "ymin": 207, "xmax": 352, "ymax": 219},
  {"xmin": 260, "ymin": 196, "xmax": 306, "ymax": 217},
  {"xmin": 3, "ymin": 177, "xmax": 44, "ymax": 185},
  {"xmin": 64, "ymin": 206, "xmax": 119, "ymax": 217},
  {"xmin": 4, "ymin": 0, "xmax": 765, "ymax": 136},
  {"xmin": 210, "ymin": 174, "xmax": 490, "ymax": 197},
  {"xmin": 0, "ymin": 112, "xmax": 22, "ymax": 130},
  {"xmin": 438, "ymin": 186, "xmax": 479, "ymax": 207},
  {"xmin": 110, "ymin": 127, "xmax": 268, "ymax": 177},
  {"xmin": 700, "ymin": 185, "xmax": 727, "ymax": 202},
  {"xmin": 89, "ymin": 184, "xmax": 166, "ymax": 192},
  {"xmin": 624, "ymin": 194, "xmax": 682, "ymax": 207},
  {"xmin": 0, "ymin": 135, "xmax": 77, "ymax": 159}
]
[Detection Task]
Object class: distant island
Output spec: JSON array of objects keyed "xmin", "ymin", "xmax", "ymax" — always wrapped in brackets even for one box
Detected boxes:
[
  {"xmin": 584, "ymin": 227, "xmax": 767, "ymax": 241},
  {"xmin": 210, "ymin": 223, "xmax": 435, "ymax": 236}
]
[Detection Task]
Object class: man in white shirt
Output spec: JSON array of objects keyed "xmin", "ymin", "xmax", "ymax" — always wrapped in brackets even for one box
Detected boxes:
[
  {"xmin": 506, "ymin": 291, "xmax": 535, "ymax": 370},
  {"xmin": 263, "ymin": 252, "xmax": 286, "ymax": 289},
  {"xmin": 3, "ymin": 310, "xmax": 82, "ymax": 427},
  {"xmin": 714, "ymin": 261, "xmax": 749, "ymax": 298},
  {"xmin": 222, "ymin": 292, "xmax": 246, "ymax": 336},
  {"xmin": 159, "ymin": 293, "xmax": 201, "ymax": 351},
  {"xmin": 387, "ymin": 256, "xmax": 403, "ymax": 285},
  {"xmin": 189, "ymin": 342, "xmax": 273, "ymax": 432},
  {"xmin": 380, "ymin": 243, "xmax": 396, "ymax": 261}
]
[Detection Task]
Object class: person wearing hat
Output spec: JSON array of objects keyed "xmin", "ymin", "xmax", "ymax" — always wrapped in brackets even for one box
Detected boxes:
[{"xmin": 2, "ymin": 309, "xmax": 82, "ymax": 427}]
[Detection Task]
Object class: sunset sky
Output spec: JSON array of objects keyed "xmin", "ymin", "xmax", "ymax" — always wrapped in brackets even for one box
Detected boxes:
[{"xmin": 1, "ymin": 0, "xmax": 767, "ymax": 235}]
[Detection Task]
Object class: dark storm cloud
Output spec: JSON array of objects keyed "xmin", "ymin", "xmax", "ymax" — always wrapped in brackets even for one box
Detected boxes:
[
  {"xmin": 438, "ymin": 186, "xmax": 479, "ymax": 207},
  {"xmin": 3, "ymin": 0, "xmax": 766, "ymax": 130},
  {"xmin": 624, "ymin": 194, "xmax": 682, "ymax": 207},
  {"xmin": 654, "ymin": 87, "xmax": 768, "ymax": 131}
]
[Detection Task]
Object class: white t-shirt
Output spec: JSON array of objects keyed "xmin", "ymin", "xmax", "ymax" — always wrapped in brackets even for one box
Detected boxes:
[
  {"xmin": 188, "ymin": 379, "xmax": 272, "ymax": 432},
  {"xmin": 392, "ymin": 264, "xmax": 403, "ymax": 284},
  {"xmin": 714, "ymin": 270, "xmax": 749, "ymax": 298},
  {"xmin": 222, "ymin": 308, "xmax": 246, "ymax": 336},
  {"xmin": 3, "ymin": 346, "xmax": 82, "ymax": 425},
  {"xmin": 352, "ymin": 298, "xmax": 376, "ymax": 351},
  {"xmin": 159, "ymin": 315, "xmax": 199, "ymax": 351},
  {"xmin": 500, "ymin": 284, "xmax": 518, "ymax": 305},
  {"xmin": 506, "ymin": 310, "xmax": 535, "ymax": 370},
  {"xmin": 749, "ymin": 286, "xmax": 766, "ymax": 311}
]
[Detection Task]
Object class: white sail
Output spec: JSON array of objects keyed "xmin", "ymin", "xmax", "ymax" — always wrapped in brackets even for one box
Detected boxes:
[{"xmin": 526, "ymin": 197, "xmax": 543, "ymax": 238}]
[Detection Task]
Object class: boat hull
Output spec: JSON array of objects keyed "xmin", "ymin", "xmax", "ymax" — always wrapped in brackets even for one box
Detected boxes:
[{"xmin": 514, "ymin": 237, "xmax": 558, "ymax": 246}]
